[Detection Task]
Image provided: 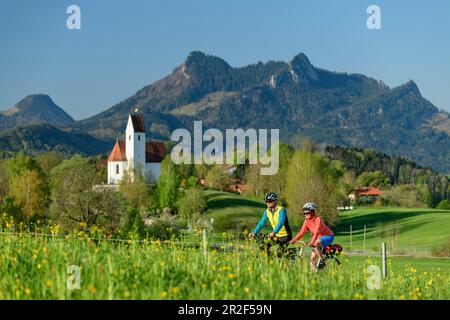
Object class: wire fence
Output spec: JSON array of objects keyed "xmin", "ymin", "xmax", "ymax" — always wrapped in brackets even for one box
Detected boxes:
[{"xmin": 1, "ymin": 229, "xmax": 449, "ymax": 259}]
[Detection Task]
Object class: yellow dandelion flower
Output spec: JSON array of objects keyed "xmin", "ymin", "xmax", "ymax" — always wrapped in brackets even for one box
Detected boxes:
[
  {"xmin": 46, "ymin": 280, "xmax": 53, "ymax": 288},
  {"xmin": 24, "ymin": 288, "xmax": 31, "ymax": 296},
  {"xmin": 171, "ymin": 287, "xmax": 179, "ymax": 294},
  {"xmin": 228, "ymin": 273, "xmax": 235, "ymax": 279},
  {"xmin": 160, "ymin": 291, "xmax": 168, "ymax": 298},
  {"xmin": 353, "ymin": 293, "xmax": 364, "ymax": 300},
  {"xmin": 87, "ymin": 284, "xmax": 97, "ymax": 294},
  {"xmin": 245, "ymin": 287, "xmax": 250, "ymax": 294},
  {"xmin": 202, "ymin": 284, "xmax": 207, "ymax": 289}
]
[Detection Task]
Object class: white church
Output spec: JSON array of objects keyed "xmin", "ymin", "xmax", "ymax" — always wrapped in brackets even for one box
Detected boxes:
[{"xmin": 107, "ymin": 114, "xmax": 166, "ymax": 184}]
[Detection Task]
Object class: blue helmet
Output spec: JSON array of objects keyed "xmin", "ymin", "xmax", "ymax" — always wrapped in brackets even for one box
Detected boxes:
[{"xmin": 265, "ymin": 192, "xmax": 278, "ymax": 202}]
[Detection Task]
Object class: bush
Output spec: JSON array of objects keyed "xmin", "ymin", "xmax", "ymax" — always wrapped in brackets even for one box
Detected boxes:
[
  {"xmin": 0, "ymin": 197, "xmax": 23, "ymax": 223},
  {"xmin": 436, "ymin": 200, "xmax": 450, "ymax": 210},
  {"xmin": 382, "ymin": 185, "xmax": 424, "ymax": 208},
  {"xmin": 120, "ymin": 206, "xmax": 147, "ymax": 238},
  {"xmin": 145, "ymin": 214, "xmax": 187, "ymax": 240}
]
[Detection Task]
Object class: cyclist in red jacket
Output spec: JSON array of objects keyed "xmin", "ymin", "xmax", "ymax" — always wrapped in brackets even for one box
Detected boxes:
[{"xmin": 290, "ymin": 202, "xmax": 334, "ymax": 271}]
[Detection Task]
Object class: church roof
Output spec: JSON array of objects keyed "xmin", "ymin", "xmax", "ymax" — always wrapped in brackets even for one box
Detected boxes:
[
  {"xmin": 108, "ymin": 140, "xmax": 127, "ymax": 161},
  {"xmin": 146, "ymin": 141, "xmax": 166, "ymax": 163},
  {"xmin": 107, "ymin": 140, "xmax": 165, "ymax": 163},
  {"xmin": 130, "ymin": 114, "xmax": 145, "ymax": 132}
]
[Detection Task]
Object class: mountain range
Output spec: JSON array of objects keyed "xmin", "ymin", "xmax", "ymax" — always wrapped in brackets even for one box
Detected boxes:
[{"xmin": 1, "ymin": 52, "xmax": 450, "ymax": 172}]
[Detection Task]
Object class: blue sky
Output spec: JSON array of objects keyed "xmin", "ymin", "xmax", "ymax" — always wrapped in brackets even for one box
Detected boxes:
[{"xmin": 1, "ymin": 0, "xmax": 449, "ymax": 120}]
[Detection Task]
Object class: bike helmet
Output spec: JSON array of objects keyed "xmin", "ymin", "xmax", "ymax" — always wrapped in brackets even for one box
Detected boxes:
[
  {"xmin": 265, "ymin": 192, "xmax": 278, "ymax": 202},
  {"xmin": 302, "ymin": 202, "xmax": 317, "ymax": 212}
]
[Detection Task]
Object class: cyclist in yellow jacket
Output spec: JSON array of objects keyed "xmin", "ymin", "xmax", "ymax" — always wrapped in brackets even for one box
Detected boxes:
[{"xmin": 249, "ymin": 192, "xmax": 292, "ymax": 256}]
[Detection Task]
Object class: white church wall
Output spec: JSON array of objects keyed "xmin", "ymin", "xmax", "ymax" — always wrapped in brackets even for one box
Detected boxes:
[
  {"xmin": 108, "ymin": 161, "xmax": 127, "ymax": 184},
  {"xmin": 133, "ymin": 132, "xmax": 146, "ymax": 176},
  {"xmin": 125, "ymin": 117, "xmax": 135, "ymax": 170}
]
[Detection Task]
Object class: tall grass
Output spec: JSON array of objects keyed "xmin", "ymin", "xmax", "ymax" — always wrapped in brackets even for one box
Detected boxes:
[{"xmin": 0, "ymin": 232, "xmax": 448, "ymax": 300}]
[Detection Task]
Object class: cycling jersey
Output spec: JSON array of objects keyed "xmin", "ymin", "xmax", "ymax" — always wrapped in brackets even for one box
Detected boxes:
[
  {"xmin": 292, "ymin": 215, "xmax": 333, "ymax": 244},
  {"xmin": 253, "ymin": 206, "xmax": 292, "ymax": 237}
]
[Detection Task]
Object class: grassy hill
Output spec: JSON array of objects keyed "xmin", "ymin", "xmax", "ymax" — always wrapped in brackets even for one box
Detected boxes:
[
  {"xmin": 203, "ymin": 190, "xmax": 267, "ymax": 232},
  {"xmin": 203, "ymin": 190, "xmax": 450, "ymax": 256},
  {"xmin": 335, "ymin": 207, "xmax": 450, "ymax": 255}
]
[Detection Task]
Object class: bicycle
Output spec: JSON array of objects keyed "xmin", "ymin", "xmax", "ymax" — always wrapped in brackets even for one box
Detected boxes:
[
  {"xmin": 315, "ymin": 243, "xmax": 344, "ymax": 270},
  {"xmin": 287, "ymin": 241, "xmax": 344, "ymax": 270},
  {"xmin": 249, "ymin": 233, "xmax": 306, "ymax": 260},
  {"xmin": 249, "ymin": 234, "xmax": 344, "ymax": 270}
]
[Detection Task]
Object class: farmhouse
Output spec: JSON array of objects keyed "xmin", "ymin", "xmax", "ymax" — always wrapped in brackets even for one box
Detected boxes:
[
  {"xmin": 107, "ymin": 114, "xmax": 165, "ymax": 184},
  {"xmin": 349, "ymin": 187, "xmax": 382, "ymax": 203}
]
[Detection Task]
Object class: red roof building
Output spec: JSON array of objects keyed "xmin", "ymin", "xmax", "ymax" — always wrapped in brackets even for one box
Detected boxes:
[
  {"xmin": 355, "ymin": 187, "xmax": 382, "ymax": 196},
  {"xmin": 349, "ymin": 187, "xmax": 382, "ymax": 202},
  {"xmin": 107, "ymin": 114, "xmax": 166, "ymax": 184}
]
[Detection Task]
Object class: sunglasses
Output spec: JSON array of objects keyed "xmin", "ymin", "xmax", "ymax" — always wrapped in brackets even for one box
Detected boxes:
[
  {"xmin": 303, "ymin": 211, "xmax": 312, "ymax": 215},
  {"xmin": 266, "ymin": 200, "xmax": 275, "ymax": 203}
]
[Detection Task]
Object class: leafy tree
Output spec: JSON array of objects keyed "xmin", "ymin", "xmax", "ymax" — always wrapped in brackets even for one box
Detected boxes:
[
  {"xmin": 50, "ymin": 156, "xmax": 121, "ymax": 228},
  {"xmin": 36, "ymin": 151, "xmax": 63, "ymax": 178},
  {"xmin": 177, "ymin": 188, "xmax": 207, "ymax": 222},
  {"xmin": 339, "ymin": 170, "xmax": 357, "ymax": 195},
  {"xmin": 119, "ymin": 166, "xmax": 154, "ymax": 212},
  {"xmin": 157, "ymin": 158, "xmax": 180, "ymax": 211},
  {"xmin": 0, "ymin": 159, "xmax": 8, "ymax": 199},
  {"xmin": 245, "ymin": 163, "xmax": 267, "ymax": 198},
  {"xmin": 419, "ymin": 187, "xmax": 435, "ymax": 208},
  {"xmin": 357, "ymin": 171, "xmax": 389, "ymax": 188},
  {"xmin": 285, "ymin": 149, "xmax": 339, "ymax": 225},
  {"xmin": 9, "ymin": 169, "xmax": 48, "ymax": 222},
  {"xmin": 205, "ymin": 165, "xmax": 231, "ymax": 191},
  {"xmin": 6, "ymin": 150, "xmax": 43, "ymax": 180}
]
